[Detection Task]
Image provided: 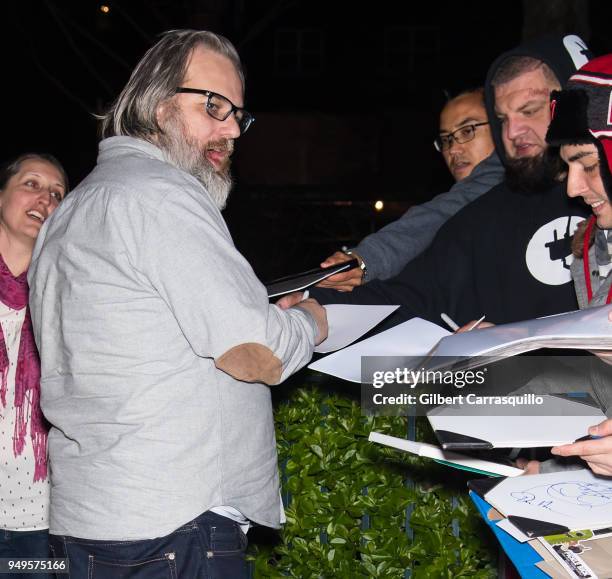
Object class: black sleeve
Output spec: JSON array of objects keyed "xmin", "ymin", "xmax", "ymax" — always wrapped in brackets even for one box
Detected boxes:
[{"xmin": 309, "ymin": 210, "xmax": 475, "ymax": 328}]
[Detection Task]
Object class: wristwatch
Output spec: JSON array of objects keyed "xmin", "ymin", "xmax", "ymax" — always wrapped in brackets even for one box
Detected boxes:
[{"xmin": 342, "ymin": 248, "xmax": 367, "ymax": 282}]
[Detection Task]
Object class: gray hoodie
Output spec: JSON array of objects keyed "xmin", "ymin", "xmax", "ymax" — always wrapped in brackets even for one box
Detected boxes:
[{"xmin": 355, "ymin": 152, "xmax": 504, "ymax": 280}]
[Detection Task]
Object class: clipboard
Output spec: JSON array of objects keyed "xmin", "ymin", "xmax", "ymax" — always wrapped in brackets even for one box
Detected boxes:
[
  {"xmin": 265, "ymin": 259, "xmax": 359, "ymax": 298},
  {"xmin": 368, "ymin": 431, "xmax": 523, "ymax": 477},
  {"xmin": 427, "ymin": 394, "xmax": 606, "ymax": 450},
  {"xmin": 469, "ymin": 469, "xmax": 612, "ymax": 539}
]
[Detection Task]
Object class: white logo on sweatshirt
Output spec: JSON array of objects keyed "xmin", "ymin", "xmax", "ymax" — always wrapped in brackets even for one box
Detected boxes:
[
  {"xmin": 563, "ymin": 35, "xmax": 590, "ymax": 69},
  {"xmin": 525, "ymin": 216, "xmax": 583, "ymax": 285}
]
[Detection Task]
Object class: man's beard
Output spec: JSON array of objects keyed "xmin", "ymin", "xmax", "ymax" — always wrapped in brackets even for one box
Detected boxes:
[
  {"xmin": 157, "ymin": 106, "xmax": 234, "ymax": 210},
  {"xmin": 504, "ymin": 147, "xmax": 564, "ymax": 195}
]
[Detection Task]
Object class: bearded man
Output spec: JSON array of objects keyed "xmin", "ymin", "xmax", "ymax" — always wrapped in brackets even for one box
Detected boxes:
[{"xmin": 28, "ymin": 30, "xmax": 327, "ymax": 578}]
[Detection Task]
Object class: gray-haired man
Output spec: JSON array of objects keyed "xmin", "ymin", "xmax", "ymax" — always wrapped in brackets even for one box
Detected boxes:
[{"xmin": 29, "ymin": 29, "xmax": 327, "ymax": 578}]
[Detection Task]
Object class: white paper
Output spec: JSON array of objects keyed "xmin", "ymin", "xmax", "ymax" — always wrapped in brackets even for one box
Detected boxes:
[
  {"xmin": 486, "ymin": 469, "xmax": 612, "ymax": 531},
  {"xmin": 369, "ymin": 431, "xmax": 523, "ymax": 477},
  {"xmin": 308, "ymin": 317, "xmax": 451, "ymax": 383},
  {"xmin": 427, "ymin": 395, "xmax": 606, "ymax": 448},
  {"xmin": 314, "ymin": 305, "xmax": 399, "ymax": 353}
]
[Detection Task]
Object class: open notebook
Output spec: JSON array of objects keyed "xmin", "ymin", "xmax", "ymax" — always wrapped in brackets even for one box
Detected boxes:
[
  {"xmin": 266, "ymin": 259, "xmax": 359, "ymax": 298},
  {"xmin": 428, "ymin": 305, "xmax": 612, "ymax": 365},
  {"xmin": 369, "ymin": 431, "xmax": 523, "ymax": 477},
  {"xmin": 427, "ymin": 394, "xmax": 606, "ymax": 449}
]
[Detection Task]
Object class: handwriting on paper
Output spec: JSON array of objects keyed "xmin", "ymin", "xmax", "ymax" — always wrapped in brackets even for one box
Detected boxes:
[
  {"xmin": 486, "ymin": 469, "xmax": 612, "ymax": 529},
  {"xmin": 511, "ymin": 481, "xmax": 612, "ymax": 516}
]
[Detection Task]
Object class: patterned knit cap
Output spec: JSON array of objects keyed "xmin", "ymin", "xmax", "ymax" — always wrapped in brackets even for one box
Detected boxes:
[{"xmin": 546, "ymin": 54, "xmax": 612, "ymax": 197}]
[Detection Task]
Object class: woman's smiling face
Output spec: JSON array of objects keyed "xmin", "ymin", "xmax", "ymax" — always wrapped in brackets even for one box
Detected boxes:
[{"xmin": 0, "ymin": 158, "xmax": 65, "ymax": 245}]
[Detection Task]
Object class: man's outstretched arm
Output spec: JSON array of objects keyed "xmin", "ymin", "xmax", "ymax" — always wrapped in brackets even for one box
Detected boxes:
[{"xmin": 318, "ymin": 152, "xmax": 503, "ymax": 289}]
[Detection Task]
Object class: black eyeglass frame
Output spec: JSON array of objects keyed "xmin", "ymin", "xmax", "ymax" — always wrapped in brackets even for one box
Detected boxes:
[
  {"xmin": 175, "ymin": 87, "xmax": 255, "ymax": 134},
  {"xmin": 434, "ymin": 121, "xmax": 489, "ymax": 152}
]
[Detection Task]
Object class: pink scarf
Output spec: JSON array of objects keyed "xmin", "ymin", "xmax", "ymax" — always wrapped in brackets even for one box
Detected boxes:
[{"xmin": 0, "ymin": 255, "xmax": 47, "ymax": 482}]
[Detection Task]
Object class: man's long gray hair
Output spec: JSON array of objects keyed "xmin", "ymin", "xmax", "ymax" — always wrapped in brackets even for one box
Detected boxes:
[{"xmin": 99, "ymin": 29, "xmax": 244, "ymax": 140}]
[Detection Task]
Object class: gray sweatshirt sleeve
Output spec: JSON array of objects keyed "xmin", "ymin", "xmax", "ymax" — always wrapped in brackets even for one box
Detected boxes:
[{"xmin": 354, "ymin": 152, "xmax": 504, "ymax": 280}]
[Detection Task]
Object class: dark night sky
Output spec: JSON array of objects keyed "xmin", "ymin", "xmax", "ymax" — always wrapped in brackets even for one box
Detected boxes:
[
  {"xmin": 3, "ymin": 1, "xmax": 612, "ymax": 277},
  {"xmin": 2, "ymin": 0, "xmax": 519, "ymax": 182}
]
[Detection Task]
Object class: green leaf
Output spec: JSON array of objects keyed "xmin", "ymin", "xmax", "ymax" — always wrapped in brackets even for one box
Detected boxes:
[{"xmin": 310, "ymin": 444, "xmax": 324, "ymax": 459}]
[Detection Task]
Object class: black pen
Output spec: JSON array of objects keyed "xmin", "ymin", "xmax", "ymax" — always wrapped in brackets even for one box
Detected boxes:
[{"xmin": 574, "ymin": 434, "xmax": 603, "ymax": 443}]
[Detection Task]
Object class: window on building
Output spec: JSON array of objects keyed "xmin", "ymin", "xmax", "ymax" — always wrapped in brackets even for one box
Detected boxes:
[
  {"xmin": 275, "ymin": 28, "xmax": 324, "ymax": 75},
  {"xmin": 383, "ymin": 26, "xmax": 440, "ymax": 74}
]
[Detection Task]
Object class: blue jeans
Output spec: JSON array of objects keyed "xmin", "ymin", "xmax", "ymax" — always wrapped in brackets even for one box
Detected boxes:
[
  {"xmin": 48, "ymin": 511, "xmax": 248, "ymax": 578},
  {"xmin": 0, "ymin": 528, "xmax": 51, "ymax": 579}
]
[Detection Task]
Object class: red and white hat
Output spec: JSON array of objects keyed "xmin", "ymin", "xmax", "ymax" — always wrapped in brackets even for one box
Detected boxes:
[{"xmin": 546, "ymin": 54, "xmax": 612, "ymax": 196}]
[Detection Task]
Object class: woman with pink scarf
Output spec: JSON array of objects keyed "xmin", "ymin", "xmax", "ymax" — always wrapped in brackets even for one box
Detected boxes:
[{"xmin": 0, "ymin": 154, "xmax": 66, "ymax": 574}]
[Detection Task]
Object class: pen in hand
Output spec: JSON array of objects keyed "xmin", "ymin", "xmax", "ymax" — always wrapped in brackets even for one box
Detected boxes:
[
  {"xmin": 466, "ymin": 315, "xmax": 486, "ymax": 332},
  {"xmin": 440, "ymin": 313, "xmax": 459, "ymax": 331},
  {"xmin": 573, "ymin": 434, "xmax": 603, "ymax": 443},
  {"xmin": 441, "ymin": 313, "xmax": 487, "ymax": 333}
]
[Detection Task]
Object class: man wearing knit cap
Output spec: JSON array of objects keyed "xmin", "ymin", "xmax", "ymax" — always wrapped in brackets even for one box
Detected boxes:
[
  {"xmin": 546, "ymin": 54, "xmax": 612, "ymax": 308},
  {"xmin": 542, "ymin": 54, "xmax": 612, "ymax": 475}
]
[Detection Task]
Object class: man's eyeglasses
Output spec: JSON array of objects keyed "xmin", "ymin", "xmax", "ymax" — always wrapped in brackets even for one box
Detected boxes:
[
  {"xmin": 175, "ymin": 87, "xmax": 255, "ymax": 134},
  {"xmin": 433, "ymin": 122, "xmax": 489, "ymax": 152}
]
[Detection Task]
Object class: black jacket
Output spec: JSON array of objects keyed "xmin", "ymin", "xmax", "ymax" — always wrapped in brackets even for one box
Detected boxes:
[{"xmin": 311, "ymin": 180, "xmax": 588, "ymax": 328}]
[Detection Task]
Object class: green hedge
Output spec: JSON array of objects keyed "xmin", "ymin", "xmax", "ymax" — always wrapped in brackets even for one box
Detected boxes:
[{"xmin": 250, "ymin": 385, "xmax": 498, "ymax": 578}]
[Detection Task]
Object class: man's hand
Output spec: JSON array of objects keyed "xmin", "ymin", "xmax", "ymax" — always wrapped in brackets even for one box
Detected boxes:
[
  {"xmin": 275, "ymin": 293, "xmax": 328, "ymax": 345},
  {"xmin": 294, "ymin": 298, "xmax": 328, "ymax": 345},
  {"xmin": 456, "ymin": 320, "xmax": 495, "ymax": 333},
  {"xmin": 276, "ymin": 292, "xmax": 304, "ymax": 310},
  {"xmin": 515, "ymin": 458, "xmax": 541, "ymax": 475},
  {"xmin": 316, "ymin": 251, "xmax": 364, "ymax": 292},
  {"xmin": 552, "ymin": 418, "xmax": 612, "ymax": 476}
]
